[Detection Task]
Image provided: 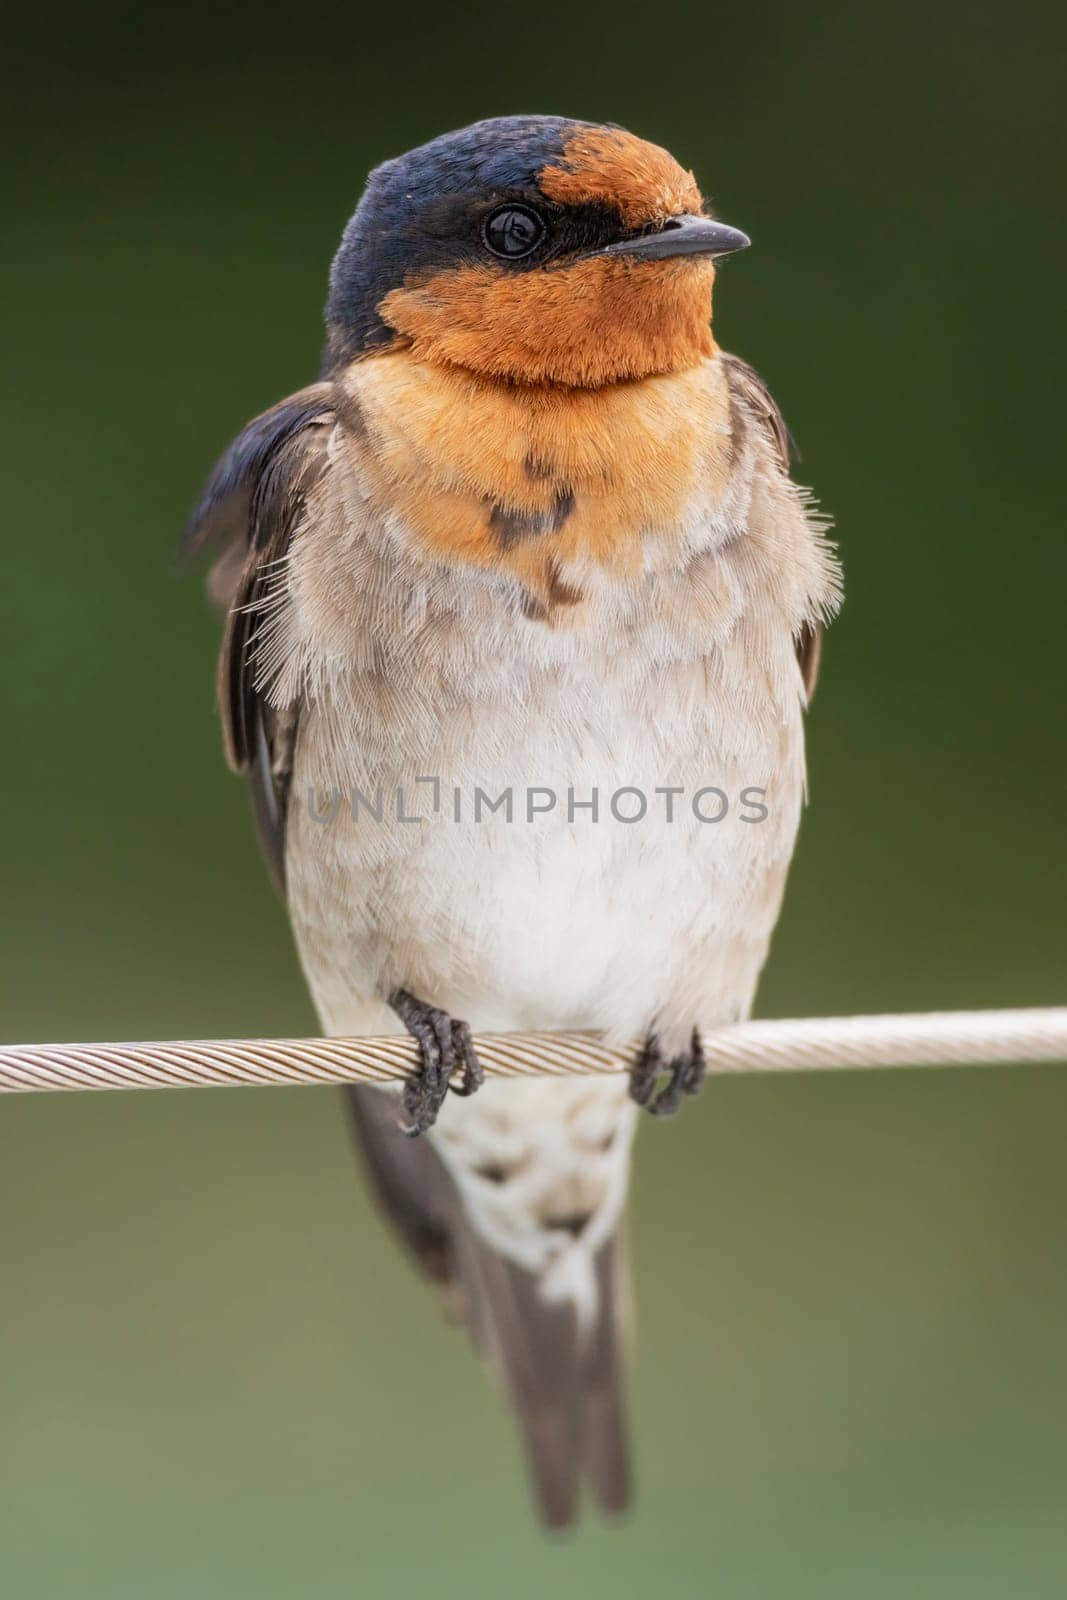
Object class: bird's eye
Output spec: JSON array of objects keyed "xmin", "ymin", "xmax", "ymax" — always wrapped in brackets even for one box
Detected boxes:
[{"xmin": 482, "ymin": 205, "xmax": 546, "ymax": 260}]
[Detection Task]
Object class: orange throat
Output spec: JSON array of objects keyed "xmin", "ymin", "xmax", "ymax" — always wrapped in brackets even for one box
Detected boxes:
[
  {"xmin": 342, "ymin": 348, "xmax": 732, "ymax": 611},
  {"xmin": 379, "ymin": 255, "xmax": 716, "ymax": 388}
]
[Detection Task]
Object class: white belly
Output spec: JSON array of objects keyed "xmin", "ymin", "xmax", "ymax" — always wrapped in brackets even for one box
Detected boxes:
[{"xmin": 285, "ymin": 646, "xmax": 805, "ymax": 1056}]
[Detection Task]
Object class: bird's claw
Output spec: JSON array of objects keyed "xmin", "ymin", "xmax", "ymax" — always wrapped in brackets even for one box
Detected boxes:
[
  {"xmin": 389, "ymin": 988, "xmax": 483, "ymax": 1135},
  {"xmin": 629, "ymin": 1030, "xmax": 706, "ymax": 1117}
]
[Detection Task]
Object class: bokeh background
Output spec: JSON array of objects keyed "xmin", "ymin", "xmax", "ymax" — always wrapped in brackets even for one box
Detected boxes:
[{"xmin": 3, "ymin": 1, "xmax": 1066, "ymax": 1594}]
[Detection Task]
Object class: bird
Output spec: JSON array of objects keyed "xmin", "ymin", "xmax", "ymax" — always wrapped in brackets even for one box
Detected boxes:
[{"xmin": 184, "ymin": 114, "xmax": 840, "ymax": 1528}]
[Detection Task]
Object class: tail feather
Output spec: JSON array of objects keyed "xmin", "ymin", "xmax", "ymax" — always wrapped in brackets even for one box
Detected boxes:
[
  {"xmin": 581, "ymin": 1241, "xmax": 633, "ymax": 1517},
  {"xmin": 343, "ymin": 1085, "xmax": 632, "ymax": 1527}
]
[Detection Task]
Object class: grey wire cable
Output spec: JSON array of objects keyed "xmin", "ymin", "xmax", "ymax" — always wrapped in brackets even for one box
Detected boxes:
[{"xmin": 2, "ymin": 1008, "xmax": 1065, "ymax": 1094}]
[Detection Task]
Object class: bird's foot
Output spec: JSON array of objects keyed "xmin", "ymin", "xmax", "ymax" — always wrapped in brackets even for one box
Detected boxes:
[
  {"xmin": 389, "ymin": 988, "xmax": 484, "ymax": 1137},
  {"xmin": 629, "ymin": 1029, "xmax": 706, "ymax": 1117}
]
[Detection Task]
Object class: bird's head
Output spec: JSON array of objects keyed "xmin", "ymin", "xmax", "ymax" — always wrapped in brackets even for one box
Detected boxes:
[{"xmin": 324, "ymin": 116, "xmax": 748, "ymax": 389}]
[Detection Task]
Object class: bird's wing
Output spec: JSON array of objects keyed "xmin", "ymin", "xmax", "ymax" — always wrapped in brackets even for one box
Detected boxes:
[
  {"xmin": 187, "ymin": 397, "xmax": 471, "ymax": 1314},
  {"xmin": 182, "ymin": 384, "xmax": 334, "ymax": 893},
  {"xmin": 721, "ymin": 352, "xmax": 823, "ymax": 701},
  {"xmin": 184, "ymin": 383, "xmax": 513, "ymax": 1300}
]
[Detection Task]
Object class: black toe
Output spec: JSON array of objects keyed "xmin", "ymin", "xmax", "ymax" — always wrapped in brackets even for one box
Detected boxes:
[
  {"xmin": 448, "ymin": 1017, "xmax": 483, "ymax": 1097},
  {"xmin": 631, "ymin": 1028, "xmax": 707, "ymax": 1118},
  {"xmin": 390, "ymin": 988, "xmax": 481, "ymax": 1134},
  {"xmin": 629, "ymin": 1036, "xmax": 663, "ymax": 1108}
]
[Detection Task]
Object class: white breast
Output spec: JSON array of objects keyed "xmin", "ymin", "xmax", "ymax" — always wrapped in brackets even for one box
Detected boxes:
[{"xmin": 284, "ymin": 577, "xmax": 806, "ymax": 1056}]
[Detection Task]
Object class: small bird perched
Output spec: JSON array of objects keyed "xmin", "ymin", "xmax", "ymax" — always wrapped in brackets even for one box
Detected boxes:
[{"xmin": 185, "ymin": 115, "xmax": 839, "ymax": 1527}]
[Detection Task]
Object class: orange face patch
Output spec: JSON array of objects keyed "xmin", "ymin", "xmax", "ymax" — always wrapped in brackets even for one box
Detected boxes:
[
  {"xmin": 380, "ymin": 254, "xmax": 715, "ymax": 388},
  {"xmin": 539, "ymin": 127, "xmax": 704, "ymax": 230}
]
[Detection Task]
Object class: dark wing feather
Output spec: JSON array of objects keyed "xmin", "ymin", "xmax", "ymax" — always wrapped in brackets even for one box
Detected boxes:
[
  {"xmin": 722, "ymin": 352, "xmax": 798, "ymax": 471},
  {"xmin": 342, "ymin": 1085, "xmax": 455, "ymax": 1286},
  {"xmin": 185, "ymin": 385, "xmax": 334, "ymax": 893},
  {"xmin": 722, "ymin": 352, "xmax": 824, "ymax": 700},
  {"xmin": 795, "ymin": 620, "xmax": 823, "ymax": 702},
  {"xmin": 181, "ymin": 384, "xmax": 334, "ymax": 565}
]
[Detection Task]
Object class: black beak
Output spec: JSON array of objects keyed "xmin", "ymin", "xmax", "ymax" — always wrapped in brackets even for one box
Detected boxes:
[{"xmin": 598, "ymin": 214, "xmax": 751, "ymax": 262}]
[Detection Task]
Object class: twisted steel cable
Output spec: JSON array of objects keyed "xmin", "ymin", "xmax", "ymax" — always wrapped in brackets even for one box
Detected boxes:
[{"xmin": 1, "ymin": 1008, "xmax": 1066, "ymax": 1094}]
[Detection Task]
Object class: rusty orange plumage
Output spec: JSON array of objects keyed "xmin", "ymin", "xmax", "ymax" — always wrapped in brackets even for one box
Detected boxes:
[{"xmin": 539, "ymin": 125, "xmax": 704, "ymax": 228}]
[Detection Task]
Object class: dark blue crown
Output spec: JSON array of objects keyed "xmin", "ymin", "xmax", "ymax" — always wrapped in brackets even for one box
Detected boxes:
[{"xmin": 323, "ymin": 115, "xmax": 597, "ymax": 367}]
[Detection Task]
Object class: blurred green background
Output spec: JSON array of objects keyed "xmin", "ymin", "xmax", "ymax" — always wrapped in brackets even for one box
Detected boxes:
[{"xmin": 3, "ymin": 1, "xmax": 1066, "ymax": 1594}]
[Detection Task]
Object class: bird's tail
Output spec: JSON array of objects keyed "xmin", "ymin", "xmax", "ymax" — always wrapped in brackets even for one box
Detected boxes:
[{"xmin": 344, "ymin": 1085, "xmax": 632, "ymax": 1528}]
